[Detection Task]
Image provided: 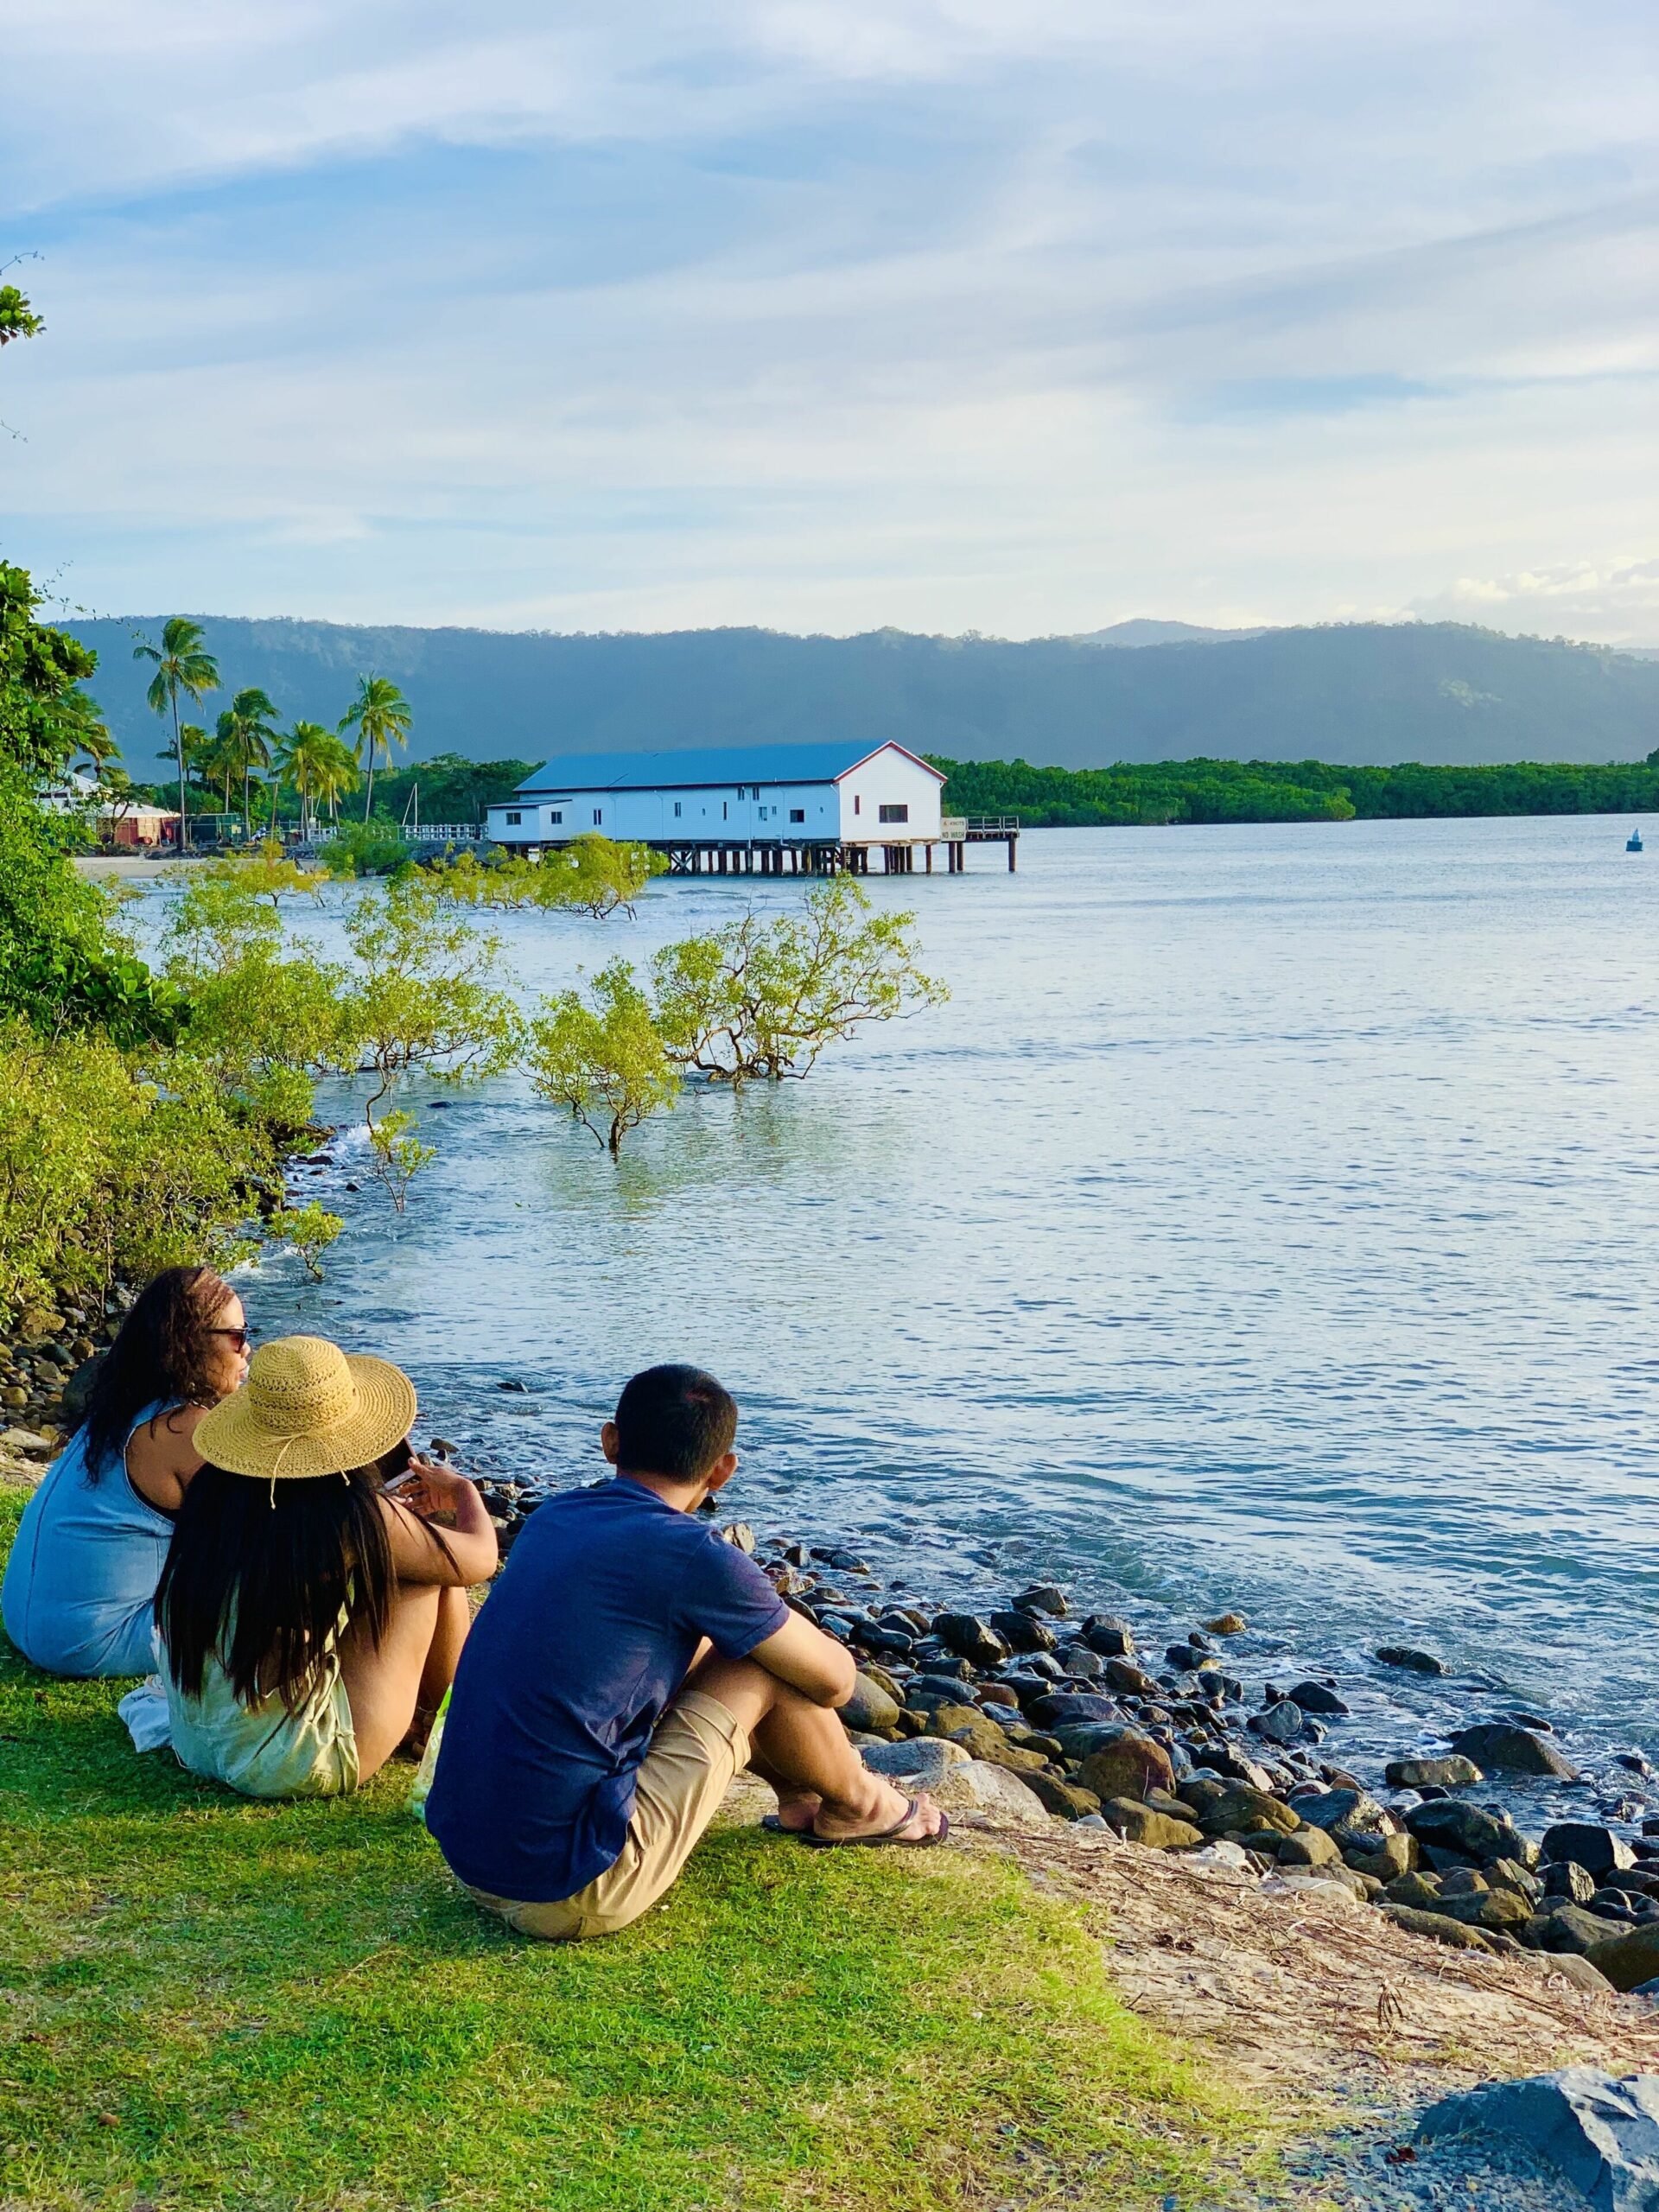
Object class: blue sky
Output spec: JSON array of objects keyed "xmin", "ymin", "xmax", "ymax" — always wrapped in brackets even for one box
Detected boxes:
[{"xmin": 3, "ymin": 1, "xmax": 1657, "ymax": 640}]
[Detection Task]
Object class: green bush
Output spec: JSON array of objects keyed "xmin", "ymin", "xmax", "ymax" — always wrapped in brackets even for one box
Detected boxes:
[{"xmin": 321, "ymin": 817, "xmax": 412, "ymax": 878}]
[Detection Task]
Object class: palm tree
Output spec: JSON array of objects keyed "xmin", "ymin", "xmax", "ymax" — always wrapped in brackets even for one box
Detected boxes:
[
  {"xmin": 56, "ymin": 689, "xmax": 119, "ymax": 784},
  {"xmin": 276, "ymin": 721, "xmax": 354, "ymax": 841},
  {"xmin": 339, "ymin": 673, "xmax": 412, "ymax": 821},
  {"xmin": 215, "ymin": 686, "xmax": 281, "ymax": 841},
  {"xmin": 134, "ymin": 619, "xmax": 218, "ymax": 852}
]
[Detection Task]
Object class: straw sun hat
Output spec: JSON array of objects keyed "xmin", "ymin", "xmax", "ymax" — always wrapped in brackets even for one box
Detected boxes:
[{"xmin": 194, "ymin": 1335, "xmax": 416, "ymax": 1482}]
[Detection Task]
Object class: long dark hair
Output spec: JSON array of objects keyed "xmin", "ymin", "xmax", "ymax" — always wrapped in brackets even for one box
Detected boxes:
[
  {"xmin": 81, "ymin": 1266, "xmax": 235, "ymax": 1482},
  {"xmin": 156, "ymin": 1464, "xmax": 396, "ymax": 1715}
]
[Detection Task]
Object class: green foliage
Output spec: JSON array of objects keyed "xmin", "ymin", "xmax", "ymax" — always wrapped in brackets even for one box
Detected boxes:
[
  {"xmin": 932, "ymin": 753, "xmax": 1659, "ymax": 827},
  {"xmin": 652, "ymin": 876, "xmax": 949, "ymax": 1084},
  {"xmin": 321, "ymin": 816, "xmax": 411, "ymax": 877},
  {"xmin": 428, "ymin": 833, "xmax": 665, "ymax": 916},
  {"xmin": 277, "ymin": 720, "xmax": 358, "ymax": 837},
  {"xmin": 134, "ymin": 617, "xmax": 219, "ymax": 850},
  {"xmin": 527, "ymin": 960, "xmax": 680, "ymax": 1156},
  {"xmin": 337, "ymin": 875, "xmax": 522, "ymax": 1191},
  {"xmin": 339, "ymin": 671, "xmax": 413, "ymax": 821},
  {"xmin": 159, "ymin": 861, "xmax": 345, "ymax": 1138},
  {"xmin": 213, "ymin": 684, "xmax": 280, "ymax": 836},
  {"xmin": 265, "ymin": 1199, "xmax": 344, "ymax": 1282},
  {"xmin": 0, "ymin": 283, "xmax": 45, "ymax": 345},
  {"xmin": 0, "ymin": 1020, "xmax": 267, "ymax": 1325},
  {"xmin": 0, "ymin": 562, "xmax": 98, "ymax": 779},
  {"xmin": 371, "ymin": 751, "xmax": 537, "ymax": 825}
]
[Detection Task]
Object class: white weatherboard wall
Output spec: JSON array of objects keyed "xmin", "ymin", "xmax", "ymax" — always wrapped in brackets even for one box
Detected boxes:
[
  {"xmin": 836, "ymin": 749, "xmax": 943, "ymax": 842},
  {"xmin": 486, "ymin": 745, "xmax": 944, "ymax": 847}
]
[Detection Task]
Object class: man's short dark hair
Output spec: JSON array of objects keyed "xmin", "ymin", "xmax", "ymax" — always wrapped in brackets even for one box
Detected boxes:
[{"xmin": 613, "ymin": 1364, "xmax": 738, "ymax": 1483}]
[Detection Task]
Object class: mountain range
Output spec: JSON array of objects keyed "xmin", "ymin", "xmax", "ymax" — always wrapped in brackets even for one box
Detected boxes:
[{"xmin": 64, "ymin": 616, "xmax": 1659, "ymax": 772}]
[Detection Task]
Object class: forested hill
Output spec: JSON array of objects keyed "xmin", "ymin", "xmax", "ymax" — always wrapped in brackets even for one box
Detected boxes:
[{"xmin": 65, "ymin": 615, "xmax": 1659, "ymax": 772}]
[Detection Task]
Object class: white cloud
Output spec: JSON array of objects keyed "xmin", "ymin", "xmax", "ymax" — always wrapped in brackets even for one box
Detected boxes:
[{"xmin": 2, "ymin": 2, "xmax": 1656, "ymax": 639}]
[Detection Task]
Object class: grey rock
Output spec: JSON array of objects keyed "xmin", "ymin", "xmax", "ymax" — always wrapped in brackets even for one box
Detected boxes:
[
  {"xmin": 1386, "ymin": 1755, "xmax": 1484, "ymax": 1790},
  {"xmin": 932, "ymin": 1612, "xmax": 1011, "ymax": 1667},
  {"xmin": 1545, "ymin": 1823, "xmax": 1637, "ymax": 1878},
  {"xmin": 841, "ymin": 1672, "xmax": 901, "ymax": 1733},
  {"xmin": 1451, "ymin": 1723, "xmax": 1580, "ymax": 1780},
  {"xmin": 1406, "ymin": 1798, "xmax": 1531, "ymax": 1868},
  {"xmin": 1295, "ymin": 1787, "xmax": 1391, "ymax": 1842},
  {"xmin": 1546, "ymin": 1860, "xmax": 1600, "ymax": 1904},
  {"xmin": 989, "ymin": 1607, "xmax": 1057, "ymax": 1656},
  {"xmin": 1028, "ymin": 1691, "xmax": 1122, "ymax": 1731},
  {"xmin": 926, "ymin": 1758, "xmax": 1052, "ymax": 1829},
  {"xmin": 1417, "ymin": 2067, "xmax": 1659, "ymax": 2210},
  {"xmin": 1012, "ymin": 1586, "xmax": 1068, "ymax": 1618},
  {"xmin": 1249, "ymin": 1699, "xmax": 1305, "ymax": 1746},
  {"xmin": 860, "ymin": 1738, "xmax": 969, "ymax": 1785},
  {"xmin": 1379, "ymin": 1903, "xmax": 1497, "ymax": 1952},
  {"xmin": 1376, "ymin": 1644, "xmax": 1446, "ymax": 1675},
  {"xmin": 1079, "ymin": 1616, "xmax": 1135, "ymax": 1659},
  {"xmin": 1287, "ymin": 1680, "xmax": 1351, "ymax": 1716},
  {"xmin": 1059, "ymin": 1645, "xmax": 1104, "ymax": 1680},
  {"xmin": 1531, "ymin": 1904, "xmax": 1629, "ymax": 1956}
]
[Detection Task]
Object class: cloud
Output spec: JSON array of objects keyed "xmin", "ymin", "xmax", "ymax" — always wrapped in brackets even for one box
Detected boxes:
[{"xmin": 2, "ymin": 2, "xmax": 1657, "ymax": 639}]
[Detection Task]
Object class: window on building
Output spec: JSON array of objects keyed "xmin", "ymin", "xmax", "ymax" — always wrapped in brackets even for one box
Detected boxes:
[
  {"xmin": 789, "ymin": 808, "xmax": 804, "ymax": 823},
  {"xmin": 505, "ymin": 810, "xmax": 522, "ymax": 826},
  {"xmin": 722, "ymin": 801, "xmax": 728, "ymax": 821},
  {"xmin": 758, "ymin": 805, "xmax": 768, "ymax": 821},
  {"xmin": 593, "ymin": 808, "xmax": 602, "ymax": 825},
  {"xmin": 673, "ymin": 801, "xmax": 682, "ymax": 817},
  {"xmin": 880, "ymin": 804, "xmax": 909, "ymax": 824},
  {"xmin": 854, "ymin": 794, "xmax": 861, "ymax": 815},
  {"xmin": 549, "ymin": 810, "xmax": 563, "ymax": 824}
]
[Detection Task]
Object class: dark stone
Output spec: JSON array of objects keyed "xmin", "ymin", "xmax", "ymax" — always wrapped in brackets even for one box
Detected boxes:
[
  {"xmin": 496, "ymin": 1378, "xmax": 530, "ymax": 1393},
  {"xmin": 1375, "ymin": 1644, "xmax": 1446, "ymax": 1676},
  {"xmin": 1022, "ymin": 1771, "xmax": 1101, "ymax": 1821},
  {"xmin": 1529, "ymin": 1904, "xmax": 1627, "ymax": 1955},
  {"xmin": 1488, "ymin": 1858, "xmax": 1544, "ymax": 1907},
  {"xmin": 841, "ymin": 1674, "xmax": 902, "ymax": 1733},
  {"xmin": 1541, "ymin": 1822, "xmax": 1637, "ymax": 1878},
  {"xmin": 1183, "ymin": 1629, "xmax": 1216, "ymax": 1654},
  {"xmin": 1077, "ymin": 1732, "xmax": 1177, "ymax": 1804},
  {"xmin": 989, "ymin": 1609, "xmax": 1058, "ymax": 1656},
  {"xmin": 911, "ymin": 1674, "xmax": 984, "ymax": 1708},
  {"xmin": 1052, "ymin": 1721, "xmax": 1135, "ymax": 1761},
  {"xmin": 1405, "ymin": 1798, "xmax": 1530, "ymax": 1868},
  {"xmin": 1012, "ymin": 1586, "xmax": 1068, "ymax": 1618},
  {"xmin": 60, "ymin": 1353, "xmax": 104, "ymax": 1427},
  {"xmin": 1079, "ymin": 1616, "xmax": 1135, "ymax": 1659},
  {"xmin": 716, "ymin": 1522, "xmax": 757, "ymax": 1553},
  {"xmin": 1028, "ymin": 1692, "xmax": 1122, "ymax": 1731},
  {"xmin": 1385, "ymin": 1755, "xmax": 1483, "ymax": 1790},
  {"xmin": 1249, "ymin": 1700, "xmax": 1305, "ymax": 1746},
  {"xmin": 1544, "ymin": 1860, "xmax": 1599, "ymax": 1904},
  {"xmin": 1417, "ymin": 2067, "xmax": 1659, "ymax": 2203},
  {"xmin": 1103, "ymin": 1656, "xmax": 1160, "ymax": 1699},
  {"xmin": 1166, "ymin": 1643, "xmax": 1210, "ymax": 1671},
  {"xmin": 1286, "ymin": 1681, "xmax": 1350, "ymax": 1717},
  {"xmin": 1058, "ymin": 1646, "xmax": 1105, "ymax": 1680},
  {"xmin": 1585, "ymin": 1923, "xmax": 1659, "ymax": 1993},
  {"xmin": 1378, "ymin": 1904, "xmax": 1496, "ymax": 1953},
  {"xmin": 1294, "ymin": 1788, "xmax": 1389, "ymax": 1841},
  {"xmin": 938, "ymin": 1610, "xmax": 1013, "ymax": 1663},
  {"xmin": 1449, "ymin": 1723, "xmax": 1580, "ymax": 1780},
  {"xmin": 1196, "ymin": 1669, "xmax": 1244, "ymax": 1704}
]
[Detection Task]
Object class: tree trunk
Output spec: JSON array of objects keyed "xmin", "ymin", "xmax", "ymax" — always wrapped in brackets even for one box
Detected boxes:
[
  {"xmin": 243, "ymin": 771, "xmax": 252, "ymax": 842},
  {"xmin": 172, "ymin": 690, "xmax": 190, "ymax": 853},
  {"xmin": 363, "ymin": 752, "xmax": 374, "ymax": 822}
]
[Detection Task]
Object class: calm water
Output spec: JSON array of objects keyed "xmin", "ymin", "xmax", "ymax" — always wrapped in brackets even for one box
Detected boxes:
[{"xmin": 141, "ymin": 817, "xmax": 1659, "ymax": 1790}]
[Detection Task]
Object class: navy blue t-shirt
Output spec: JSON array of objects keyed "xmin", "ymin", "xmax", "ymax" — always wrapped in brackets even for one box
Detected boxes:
[{"xmin": 425, "ymin": 1477, "xmax": 789, "ymax": 1903}]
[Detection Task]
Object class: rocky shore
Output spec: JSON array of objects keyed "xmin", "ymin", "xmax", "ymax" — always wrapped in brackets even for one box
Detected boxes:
[{"xmin": 487, "ymin": 1500, "xmax": 1659, "ymax": 2002}]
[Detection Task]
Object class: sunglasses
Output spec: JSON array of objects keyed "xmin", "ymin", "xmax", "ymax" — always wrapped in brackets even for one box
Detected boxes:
[{"xmin": 210, "ymin": 1326, "xmax": 253, "ymax": 1351}]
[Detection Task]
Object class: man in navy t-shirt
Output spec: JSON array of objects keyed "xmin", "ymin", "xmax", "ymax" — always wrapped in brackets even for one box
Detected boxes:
[{"xmin": 426, "ymin": 1363, "xmax": 945, "ymax": 1940}]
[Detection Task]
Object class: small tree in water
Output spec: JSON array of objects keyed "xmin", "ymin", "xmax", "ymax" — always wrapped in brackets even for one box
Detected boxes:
[
  {"xmin": 526, "ymin": 960, "xmax": 679, "ymax": 1157},
  {"xmin": 652, "ymin": 877, "xmax": 948, "ymax": 1085}
]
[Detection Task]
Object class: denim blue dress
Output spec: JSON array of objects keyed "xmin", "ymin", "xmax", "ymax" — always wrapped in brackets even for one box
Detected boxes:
[{"xmin": 1, "ymin": 1402, "xmax": 176, "ymax": 1676}]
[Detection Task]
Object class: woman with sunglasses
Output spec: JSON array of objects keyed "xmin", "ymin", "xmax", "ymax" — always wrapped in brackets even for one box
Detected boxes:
[{"xmin": 2, "ymin": 1266, "xmax": 251, "ymax": 1676}]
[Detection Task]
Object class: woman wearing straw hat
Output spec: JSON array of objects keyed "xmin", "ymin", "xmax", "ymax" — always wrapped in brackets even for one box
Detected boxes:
[{"xmin": 154, "ymin": 1336, "xmax": 499, "ymax": 1799}]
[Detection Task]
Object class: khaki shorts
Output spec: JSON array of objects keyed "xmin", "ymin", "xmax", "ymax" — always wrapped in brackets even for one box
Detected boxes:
[{"xmin": 466, "ymin": 1689, "xmax": 750, "ymax": 1942}]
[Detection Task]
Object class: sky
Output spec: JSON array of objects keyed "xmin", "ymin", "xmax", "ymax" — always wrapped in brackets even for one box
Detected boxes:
[{"xmin": 3, "ymin": 1, "xmax": 1657, "ymax": 643}]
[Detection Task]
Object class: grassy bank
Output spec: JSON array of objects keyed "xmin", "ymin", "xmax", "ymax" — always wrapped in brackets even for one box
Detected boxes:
[{"xmin": 0, "ymin": 1497, "xmax": 1260, "ymax": 2212}]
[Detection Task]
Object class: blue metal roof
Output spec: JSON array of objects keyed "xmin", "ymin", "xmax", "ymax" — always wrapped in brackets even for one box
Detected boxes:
[{"xmin": 512, "ymin": 741, "xmax": 942, "ymax": 797}]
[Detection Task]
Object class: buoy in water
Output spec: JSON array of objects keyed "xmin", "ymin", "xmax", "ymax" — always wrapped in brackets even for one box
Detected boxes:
[{"xmin": 1628, "ymin": 829, "xmax": 1644, "ymax": 853}]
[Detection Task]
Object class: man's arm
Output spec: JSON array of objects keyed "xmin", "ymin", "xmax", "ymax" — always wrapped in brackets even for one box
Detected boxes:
[{"xmin": 744, "ymin": 1609, "xmax": 858, "ymax": 1709}]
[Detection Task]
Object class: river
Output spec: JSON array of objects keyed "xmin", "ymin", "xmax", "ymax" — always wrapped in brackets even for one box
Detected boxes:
[{"xmin": 135, "ymin": 814, "xmax": 1659, "ymax": 1797}]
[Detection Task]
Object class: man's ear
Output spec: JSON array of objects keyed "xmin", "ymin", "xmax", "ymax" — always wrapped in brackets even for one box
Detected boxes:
[
  {"xmin": 702, "ymin": 1451, "xmax": 739, "ymax": 1497},
  {"xmin": 601, "ymin": 1421, "xmax": 620, "ymax": 1467}
]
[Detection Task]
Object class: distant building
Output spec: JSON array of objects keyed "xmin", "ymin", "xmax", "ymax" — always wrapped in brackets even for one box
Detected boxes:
[
  {"xmin": 100, "ymin": 803, "xmax": 179, "ymax": 849},
  {"xmin": 485, "ymin": 741, "xmax": 946, "ymax": 861}
]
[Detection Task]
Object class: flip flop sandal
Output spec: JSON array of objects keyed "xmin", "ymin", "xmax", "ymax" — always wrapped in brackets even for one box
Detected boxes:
[{"xmin": 799, "ymin": 1796, "xmax": 950, "ymax": 1849}]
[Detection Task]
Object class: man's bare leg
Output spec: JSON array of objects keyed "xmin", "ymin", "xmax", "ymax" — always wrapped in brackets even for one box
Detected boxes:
[{"xmin": 684, "ymin": 1651, "xmax": 943, "ymax": 1841}]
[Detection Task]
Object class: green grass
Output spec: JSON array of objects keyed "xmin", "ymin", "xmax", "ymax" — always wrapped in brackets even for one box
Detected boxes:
[{"xmin": 0, "ymin": 1494, "xmax": 1260, "ymax": 2211}]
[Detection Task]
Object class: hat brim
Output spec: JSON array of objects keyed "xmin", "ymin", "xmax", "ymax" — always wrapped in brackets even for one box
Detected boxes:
[{"xmin": 194, "ymin": 1353, "xmax": 416, "ymax": 1481}]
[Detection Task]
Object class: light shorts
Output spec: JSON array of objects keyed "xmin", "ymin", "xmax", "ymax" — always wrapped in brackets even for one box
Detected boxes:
[{"xmin": 466, "ymin": 1689, "xmax": 750, "ymax": 1942}]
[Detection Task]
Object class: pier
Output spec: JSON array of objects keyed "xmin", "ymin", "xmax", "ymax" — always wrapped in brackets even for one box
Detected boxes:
[{"xmin": 397, "ymin": 815, "xmax": 1020, "ymax": 875}]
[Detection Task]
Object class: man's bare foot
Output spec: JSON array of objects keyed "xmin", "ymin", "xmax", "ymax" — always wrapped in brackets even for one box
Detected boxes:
[
  {"xmin": 769, "ymin": 1793, "xmax": 822, "ymax": 1834},
  {"xmin": 809, "ymin": 1783, "xmax": 945, "ymax": 1844}
]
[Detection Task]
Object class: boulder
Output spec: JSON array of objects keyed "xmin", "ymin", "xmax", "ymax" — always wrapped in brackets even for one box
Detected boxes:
[
  {"xmin": 1488, "ymin": 1858, "xmax": 1544, "ymax": 1907},
  {"xmin": 1204, "ymin": 1612, "xmax": 1248, "ymax": 1636},
  {"xmin": 1278, "ymin": 1827, "xmax": 1343, "ymax": 1870},
  {"xmin": 921, "ymin": 1700, "xmax": 988, "ymax": 1739},
  {"xmin": 1077, "ymin": 1732, "xmax": 1177, "ymax": 1804},
  {"xmin": 926, "ymin": 1759, "xmax": 1052, "ymax": 1830},
  {"xmin": 1376, "ymin": 1645, "xmax": 1446, "ymax": 1675},
  {"xmin": 1287, "ymin": 1681, "xmax": 1351, "ymax": 1717},
  {"xmin": 932, "ymin": 1612, "xmax": 1012, "ymax": 1668},
  {"xmin": 941, "ymin": 1719, "xmax": 1047, "ymax": 1772},
  {"xmin": 1405, "ymin": 1798, "xmax": 1530, "ymax": 1868},
  {"xmin": 1385, "ymin": 1755, "xmax": 1484, "ymax": 1790},
  {"xmin": 1079, "ymin": 1616, "xmax": 1135, "ymax": 1659},
  {"xmin": 861, "ymin": 1738, "xmax": 969, "ymax": 1786},
  {"xmin": 1586, "ymin": 1923, "xmax": 1659, "ymax": 1995},
  {"xmin": 1059, "ymin": 1647, "xmax": 1104, "ymax": 1680},
  {"xmin": 989, "ymin": 1608, "xmax": 1057, "ymax": 1656},
  {"xmin": 1012, "ymin": 1586, "xmax": 1068, "ymax": 1618},
  {"xmin": 1259, "ymin": 1873, "xmax": 1363, "ymax": 1910},
  {"xmin": 1102, "ymin": 1798, "xmax": 1205, "ymax": 1850},
  {"xmin": 1416, "ymin": 2068, "xmax": 1659, "ymax": 2206},
  {"xmin": 1531, "ymin": 1904, "xmax": 1630, "ymax": 1957},
  {"xmin": 1545, "ymin": 1860, "xmax": 1600, "ymax": 1904},
  {"xmin": 1027, "ymin": 1691, "xmax": 1122, "ymax": 1732},
  {"xmin": 1166, "ymin": 1643, "xmax": 1210, "ymax": 1672},
  {"xmin": 1053, "ymin": 1722, "xmax": 1135, "ymax": 1762},
  {"xmin": 1294, "ymin": 1789, "xmax": 1393, "ymax": 1853},
  {"xmin": 1449, "ymin": 1723, "xmax": 1580, "ymax": 1780},
  {"xmin": 1383, "ymin": 1872, "xmax": 1446, "ymax": 1910},
  {"xmin": 841, "ymin": 1672, "xmax": 902, "ymax": 1734},
  {"xmin": 1535, "ymin": 1951, "xmax": 1611, "ymax": 1992},
  {"xmin": 1249, "ymin": 1700, "xmax": 1305, "ymax": 1746},
  {"xmin": 1431, "ymin": 1888, "xmax": 1534, "ymax": 1934},
  {"xmin": 1544, "ymin": 1823, "xmax": 1637, "ymax": 1879},
  {"xmin": 1198, "ymin": 1784, "xmax": 1300, "ymax": 1839},
  {"xmin": 1103, "ymin": 1657, "xmax": 1161, "ymax": 1699},
  {"xmin": 1378, "ymin": 1904, "xmax": 1497, "ymax": 1953},
  {"xmin": 1022, "ymin": 1772, "xmax": 1102, "ymax": 1821},
  {"xmin": 1345, "ymin": 1832, "xmax": 1415, "ymax": 1882}
]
